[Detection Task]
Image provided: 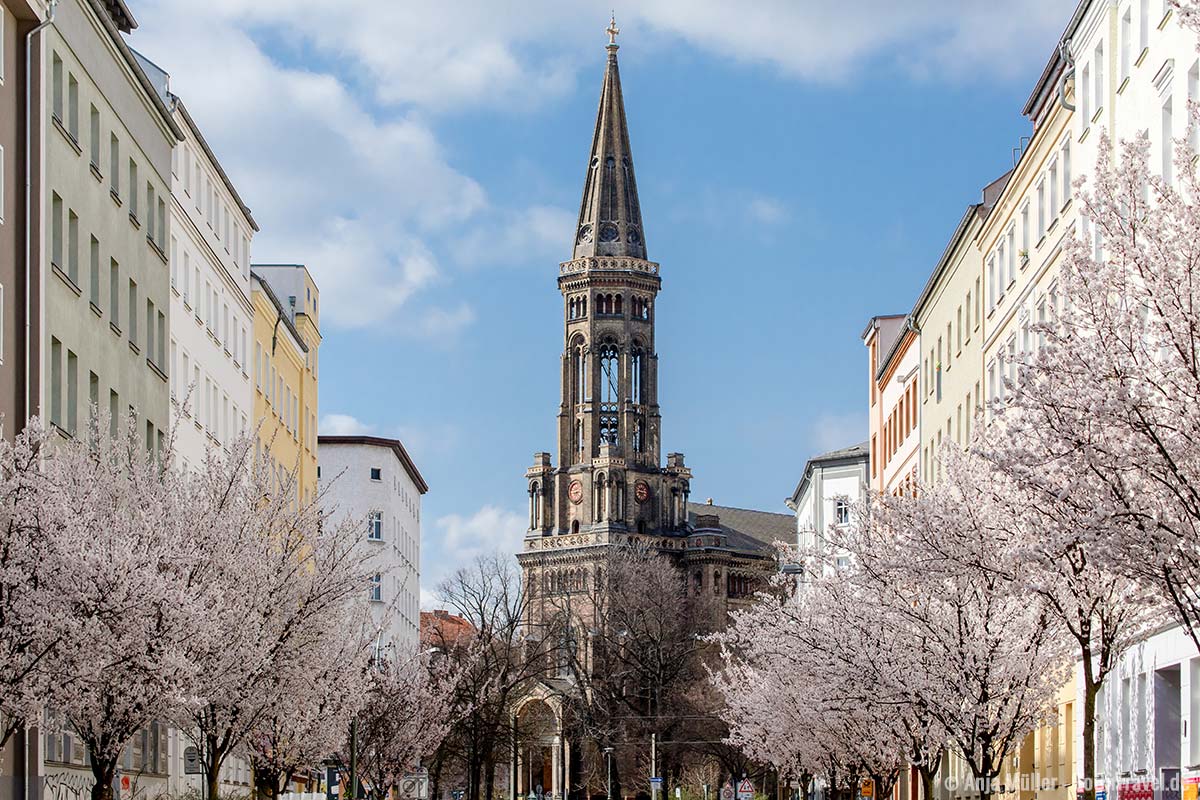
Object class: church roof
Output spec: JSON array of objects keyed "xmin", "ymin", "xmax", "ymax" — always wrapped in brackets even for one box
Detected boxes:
[
  {"xmin": 571, "ymin": 38, "xmax": 647, "ymax": 261},
  {"xmin": 687, "ymin": 502, "xmax": 793, "ymax": 555}
]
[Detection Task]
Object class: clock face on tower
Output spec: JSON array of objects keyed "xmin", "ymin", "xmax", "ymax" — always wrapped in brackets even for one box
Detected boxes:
[
  {"xmin": 635, "ymin": 481, "xmax": 650, "ymax": 503},
  {"xmin": 569, "ymin": 480, "xmax": 584, "ymax": 504}
]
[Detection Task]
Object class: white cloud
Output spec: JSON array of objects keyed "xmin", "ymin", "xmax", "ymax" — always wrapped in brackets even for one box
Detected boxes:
[
  {"xmin": 434, "ymin": 505, "xmax": 527, "ymax": 565},
  {"xmin": 635, "ymin": 0, "xmax": 1072, "ymax": 84},
  {"xmin": 319, "ymin": 413, "xmax": 376, "ymax": 436},
  {"xmin": 451, "ymin": 205, "xmax": 576, "ymax": 269},
  {"xmin": 808, "ymin": 412, "xmax": 866, "ymax": 455},
  {"xmin": 128, "ymin": 3, "xmax": 485, "ymax": 330},
  {"xmin": 415, "ymin": 304, "xmax": 477, "ymax": 339},
  {"xmin": 125, "ymin": 0, "xmax": 1071, "ymax": 332}
]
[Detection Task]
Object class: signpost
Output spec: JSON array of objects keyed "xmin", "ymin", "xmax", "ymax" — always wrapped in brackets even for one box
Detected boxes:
[
  {"xmin": 183, "ymin": 747, "xmax": 202, "ymax": 775},
  {"xmin": 737, "ymin": 778, "xmax": 755, "ymax": 800},
  {"xmin": 721, "ymin": 783, "xmax": 735, "ymax": 800},
  {"xmin": 400, "ymin": 769, "xmax": 429, "ymax": 800}
]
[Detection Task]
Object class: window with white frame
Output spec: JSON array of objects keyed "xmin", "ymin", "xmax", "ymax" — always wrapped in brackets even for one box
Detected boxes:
[
  {"xmin": 1191, "ymin": 63, "xmax": 1200, "ymax": 154},
  {"xmin": 834, "ymin": 498, "xmax": 850, "ymax": 526},
  {"xmin": 1140, "ymin": 0, "xmax": 1150, "ymax": 54},
  {"xmin": 1037, "ymin": 180, "xmax": 1046, "ymax": 240},
  {"xmin": 369, "ymin": 574, "xmax": 382, "ymax": 602},
  {"xmin": 1122, "ymin": 9, "xmax": 1132, "ymax": 82},
  {"xmin": 1081, "ymin": 63, "xmax": 1092, "ymax": 124},
  {"xmin": 1062, "ymin": 141, "xmax": 1071, "ymax": 201},
  {"xmin": 1094, "ymin": 43, "xmax": 1104, "ymax": 114},
  {"xmin": 1163, "ymin": 96, "xmax": 1174, "ymax": 184},
  {"xmin": 988, "ymin": 256, "xmax": 997, "ymax": 310},
  {"xmin": 368, "ymin": 511, "xmax": 383, "ymax": 541},
  {"xmin": 1050, "ymin": 161, "xmax": 1059, "ymax": 220},
  {"xmin": 1006, "ymin": 226, "xmax": 1015, "ymax": 284}
]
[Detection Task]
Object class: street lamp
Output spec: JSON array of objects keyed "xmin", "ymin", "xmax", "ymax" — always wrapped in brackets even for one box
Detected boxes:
[{"xmin": 605, "ymin": 747, "xmax": 615, "ymax": 800}]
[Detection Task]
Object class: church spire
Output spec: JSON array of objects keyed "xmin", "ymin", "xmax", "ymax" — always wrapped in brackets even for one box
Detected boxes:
[{"xmin": 572, "ymin": 17, "xmax": 647, "ymax": 260}]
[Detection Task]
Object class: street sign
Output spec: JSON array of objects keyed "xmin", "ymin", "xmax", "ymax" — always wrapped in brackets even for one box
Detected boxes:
[
  {"xmin": 400, "ymin": 772, "xmax": 429, "ymax": 800},
  {"xmin": 676, "ymin": 788, "xmax": 682, "ymax": 799},
  {"xmin": 737, "ymin": 778, "xmax": 755, "ymax": 800},
  {"xmin": 860, "ymin": 779, "xmax": 874, "ymax": 798},
  {"xmin": 721, "ymin": 783, "xmax": 735, "ymax": 800},
  {"xmin": 651, "ymin": 778, "xmax": 665, "ymax": 786},
  {"xmin": 184, "ymin": 746, "xmax": 202, "ymax": 775}
]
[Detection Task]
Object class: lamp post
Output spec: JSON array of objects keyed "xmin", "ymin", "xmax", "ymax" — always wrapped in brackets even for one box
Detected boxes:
[{"xmin": 605, "ymin": 747, "xmax": 614, "ymax": 800}]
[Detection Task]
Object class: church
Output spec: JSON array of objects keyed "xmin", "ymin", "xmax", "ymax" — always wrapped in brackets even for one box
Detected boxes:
[{"xmin": 512, "ymin": 20, "xmax": 794, "ymax": 800}]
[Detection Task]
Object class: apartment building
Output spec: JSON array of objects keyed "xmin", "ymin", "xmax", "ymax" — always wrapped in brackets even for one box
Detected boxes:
[
  {"xmin": 864, "ymin": 314, "xmax": 918, "ymax": 495},
  {"xmin": 34, "ymin": 0, "xmax": 182, "ymax": 795},
  {"xmin": 127, "ymin": 53, "xmax": 258, "ymax": 470},
  {"xmin": 252, "ymin": 264, "xmax": 319, "ymax": 504},
  {"xmin": 319, "ymin": 435, "xmax": 428, "ymax": 653}
]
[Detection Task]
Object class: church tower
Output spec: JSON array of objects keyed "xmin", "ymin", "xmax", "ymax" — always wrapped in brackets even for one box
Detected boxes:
[{"xmin": 523, "ymin": 23, "xmax": 692, "ymax": 552}]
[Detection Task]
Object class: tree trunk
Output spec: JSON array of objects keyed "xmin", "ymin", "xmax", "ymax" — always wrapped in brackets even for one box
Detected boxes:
[
  {"xmin": 917, "ymin": 765, "xmax": 936, "ymax": 800},
  {"xmin": 253, "ymin": 765, "xmax": 283, "ymax": 800},
  {"xmin": 485, "ymin": 755, "xmax": 495, "ymax": 800},
  {"xmin": 89, "ymin": 757, "xmax": 117, "ymax": 800},
  {"xmin": 1081, "ymin": 665, "xmax": 1100, "ymax": 800}
]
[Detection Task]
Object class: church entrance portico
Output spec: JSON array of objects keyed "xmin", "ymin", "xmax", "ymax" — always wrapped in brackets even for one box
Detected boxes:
[{"xmin": 513, "ymin": 693, "xmax": 577, "ymax": 800}]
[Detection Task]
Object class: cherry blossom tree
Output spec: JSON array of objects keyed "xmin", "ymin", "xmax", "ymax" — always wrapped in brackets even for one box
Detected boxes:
[
  {"xmin": 0, "ymin": 419, "xmax": 66, "ymax": 748},
  {"xmin": 246, "ymin": 601, "xmax": 373, "ymax": 800},
  {"xmin": 41, "ymin": 413, "xmax": 209, "ymax": 800},
  {"xmin": 846, "ymin": 446, "xmax": 1070, "ymax": 800},
  {"xmin": 352, "ymin": 647, "xmax": 461, "ymax": 800},
  {"xmin": 173, "ymin": 434, "xmax": 375, "ymax": 800}
]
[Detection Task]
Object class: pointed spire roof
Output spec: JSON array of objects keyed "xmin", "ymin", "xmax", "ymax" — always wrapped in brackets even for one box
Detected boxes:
[{"xmin": 571, "ymin": 23, "xmax": 647, "ymax": 261}]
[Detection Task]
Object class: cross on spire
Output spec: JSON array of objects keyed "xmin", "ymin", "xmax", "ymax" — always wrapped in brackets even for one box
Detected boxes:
[{"xmin": 606, "ymin": 13, "xmax": 620, "ymax": 47}]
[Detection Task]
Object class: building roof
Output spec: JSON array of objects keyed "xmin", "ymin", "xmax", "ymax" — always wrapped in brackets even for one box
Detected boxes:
[
  {"xmin": 173, "ymin": 100, "xmax": 260, "ymax": 232},
  {"xmin": 1022, "ymin": 0, "xmax": 1090, "ymax": 122},
  {"xmin": 318, "ymin": 435, "xmax": 429, "ymax": 495},
  {"xmin": 571, "ymin": 40, "xmax": 647, "ymax": 261},
  {"xmin": 251, "ymin": 271, "xmax": 309, "ymax": 355},
  {"xmin": 788, "ymin": 441, "xmax": 869, "ymax": 508},
  {"xmin": 686, "ymin": 501, "xmax": 794, "ymax": 554},
  {"xmin": 420, "ymin": 609, "xmax": 476, "ymax": 649},
  {"xmin": 99, "ymin": 0, "xmax": 136, "ymax": 31},
  {"xmin": 93, "ymin": 15, "xmax": 183, "ymax": 143},
  {"xmin": 862, "ymin": 314, "xmax": 908, "ymax": 383}
]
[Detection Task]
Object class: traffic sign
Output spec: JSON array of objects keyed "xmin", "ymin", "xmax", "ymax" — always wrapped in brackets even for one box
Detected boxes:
[
  {"xmin": 737, "ymin": 778, "xmax": 755, "ymax": 800},
  {"xmin": 721, "ymin": 783, "xmax": 735, "ymax": 800},
  {"xmin": 651, "ymin": 778, "xmax": 664, "ymax": 786},
  {"xmin": 400, "ymin": 772, "xmax": 429, "ymax": 800}
]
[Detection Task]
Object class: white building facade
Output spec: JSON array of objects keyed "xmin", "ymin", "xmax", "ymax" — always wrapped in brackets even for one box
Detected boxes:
[
  {"xmin": 786, "ymin": 442, "xmax": 869, "ymax": 576},
  {"xmin": 319, "ymin": 435, "xmax": 428, "ymax": 652}
]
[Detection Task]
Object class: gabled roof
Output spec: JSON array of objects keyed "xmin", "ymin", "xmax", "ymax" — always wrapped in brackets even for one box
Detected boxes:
[
  {"xmin": 318, "ymin": 435, "xmax": 429, "ymax": 495},
  {"xmin": 571, "ymin": 41, "xmax": 647, "ymax": 261},
  {"xmin": 788, "ymin": 441, "xmax": 869, "ymax": 508}
]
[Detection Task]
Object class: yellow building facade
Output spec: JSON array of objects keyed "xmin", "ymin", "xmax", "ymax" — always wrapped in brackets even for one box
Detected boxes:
[{"xmin": 251, "ymin": 264, "xmax": 320, "ymax": 505}]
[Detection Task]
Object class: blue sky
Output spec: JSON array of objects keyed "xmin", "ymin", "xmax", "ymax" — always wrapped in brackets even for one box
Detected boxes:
[{"xmin": 126, "ymin": 0, "xmax": 1076, "ymax": 599}]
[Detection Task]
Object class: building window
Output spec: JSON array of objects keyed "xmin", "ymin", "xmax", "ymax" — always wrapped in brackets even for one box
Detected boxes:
[
  {"xmin": 67, "ymin": 209, "xmax": 78, "ymax": 284},
  {"xmin": 67, "ymin": 74, "xmax": 78, "ymax": 140},
  {"xmin": 50, "ymin": 192, "xmax": 62, "ymax": 268},
  {"xmin": 1122, "ymin": 9, "xmax": 1133, "ymax": 82},
  {"xmin": 835, "ymin": 498, "xmax": 850, "ymax": 526},
  {"xmin": 128, "ymin": 279, "xmax": 137, "ymax": 346},
  {"xmin": 368, "ymin": 511, "xmax": 383, "ymax": 541},
  {"xmin": 51, "ymin": 53, "xmax": 63, "ymax": 121},
  {"xmin": 369, "ymin": 574, "xmax": 382, "ymax": 602},
  {"xmin": 109, "ymin": 134, "xmax": 119, "ymax": 195},
  {"xmin": 109, "ymin": 259, "xmax": 119, "ymax": 324},
  {"xmin": 1163, "ymin": 97, "xmax": 1174, "ymax": 184},
  {"xmin": 89, "ymin": 106, "xmax": 100, "ymax": 167},
  {"xmin": 89, "ymin": 236, "xmax": 99, "ymax": 306},
  {"xmin": 128, "ymin": 160, "xmax": 138, "ymax": 219},
  {"xmin": 370, "ymin": 467, "xmax": 382, "ymax": 481}
]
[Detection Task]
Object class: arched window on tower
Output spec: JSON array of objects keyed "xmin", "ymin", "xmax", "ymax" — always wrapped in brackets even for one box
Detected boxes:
[
  {"xmin": 614, "ymin": 294, "xmax": 623, "ymax": 316},
  {"xmin": 572, "ymin": 338, "xmax": 587, "ymax": 406},
  {"xmin": 634, "ymin": 419, "xmax": 645, "ymax": 454},
  {"xmin": 631, "ymin": 348, "xmax": 643, "ymax": 404},
  {"xmin": 594, "ymin": 473, "xmax": 607, "ymax": 522},
  {"xmin": 600, "ymin": 343, "xmax": 619, "ymax": 445},
  {"xmin": 576, "ymin": 419, "xmax": 584, "ymax": 460}
]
